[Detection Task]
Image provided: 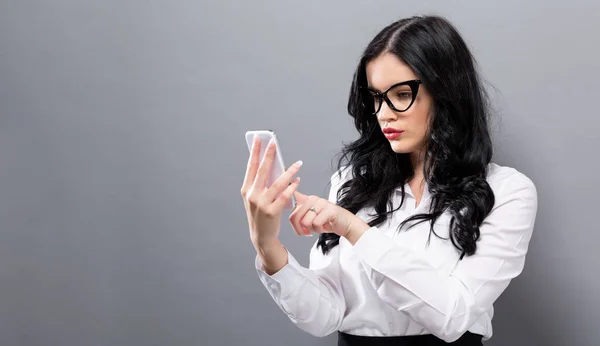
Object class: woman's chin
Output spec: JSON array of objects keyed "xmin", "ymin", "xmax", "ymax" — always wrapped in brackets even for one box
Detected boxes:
[{"xmin": 389, "ymin": 141, "xmax": 413, "ymax": 154}]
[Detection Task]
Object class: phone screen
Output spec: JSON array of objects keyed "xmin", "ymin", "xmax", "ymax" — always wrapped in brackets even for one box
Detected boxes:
[{"xmin": 245, "ymin": 130, "xmax": 296, "ymax": 210}]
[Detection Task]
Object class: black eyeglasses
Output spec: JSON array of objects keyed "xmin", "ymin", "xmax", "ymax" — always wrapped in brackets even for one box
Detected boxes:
[{"xmin": 361, "ymin": 79, "xmax": 422, "ymax": 114}]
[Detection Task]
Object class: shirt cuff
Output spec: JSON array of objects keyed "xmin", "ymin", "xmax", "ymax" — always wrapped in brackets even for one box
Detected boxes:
[{"xmin": 255, "ymin": 247, "xmax": 306, "ymax": 299}]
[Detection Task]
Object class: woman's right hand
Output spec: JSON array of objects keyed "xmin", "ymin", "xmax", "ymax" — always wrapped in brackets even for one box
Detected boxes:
[{"xmin": 241, "ymin": 135, "xmax": 303, "ymax": 248}]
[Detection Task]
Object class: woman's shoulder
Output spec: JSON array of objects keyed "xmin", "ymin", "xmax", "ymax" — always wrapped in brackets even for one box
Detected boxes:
[
  {"xmin": 328, "ymin": 162, "xmax": 537, "ymax": 201},
  {"xmin": 486, "ymin": 162, "xmax": 537, "ymax": 202},
  {"xmin": 326, "ymin": 165, "xmax": 353, "ymax": 203},
  {"xmin": 329, "ymin": 165, "xmax": 353, "ymax": 184}
]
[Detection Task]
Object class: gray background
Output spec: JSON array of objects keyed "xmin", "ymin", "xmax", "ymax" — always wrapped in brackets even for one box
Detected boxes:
[{"xmin": 0, "ymin": 1, "xmax": 598, "ymax": 345}]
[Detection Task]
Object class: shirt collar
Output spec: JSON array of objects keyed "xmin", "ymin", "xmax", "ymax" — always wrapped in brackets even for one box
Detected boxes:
[{"xmin": 396, "ymin": 180, "xmax": 430, "ymax": 203}]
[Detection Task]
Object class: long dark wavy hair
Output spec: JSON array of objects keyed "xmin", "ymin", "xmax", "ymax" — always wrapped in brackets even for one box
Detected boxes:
[{"xmin": 317, "ymin": 15, "xmax": 495, "ymax": 258}]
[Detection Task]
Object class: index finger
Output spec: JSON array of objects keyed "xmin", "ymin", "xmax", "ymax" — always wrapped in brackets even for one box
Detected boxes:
[
  {"xmin": 264, "ymin": 160, "xmax": 303, "ymax": 202},
  {"xmin": 242, "ymin": 135, "xmax": 260, "ymax": 190},
  {"xmin": 293, "ymin": 191, "xmax": 308, "ymax": 204}
]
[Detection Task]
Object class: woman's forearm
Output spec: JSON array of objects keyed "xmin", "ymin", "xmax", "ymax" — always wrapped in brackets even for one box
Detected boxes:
[{"xmin": 254, "ymin": 238, "xmax": 288, "ymax": 276}]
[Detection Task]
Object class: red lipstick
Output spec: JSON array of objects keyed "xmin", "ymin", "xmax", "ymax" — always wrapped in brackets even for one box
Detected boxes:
[{"xmin": 382, "ymin": 127, "xmax": 404, "ymax": 140}]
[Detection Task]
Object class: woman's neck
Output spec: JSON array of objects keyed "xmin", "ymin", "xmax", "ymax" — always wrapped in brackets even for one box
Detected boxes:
[{"xmin": 410, "ymin": 148, "xmax": 426, "ymax": 182}]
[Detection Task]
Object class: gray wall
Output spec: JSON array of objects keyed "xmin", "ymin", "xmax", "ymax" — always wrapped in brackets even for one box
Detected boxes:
[{"xmin": 0, "ymin": 1, "xmax": 598, "ymax": 345}]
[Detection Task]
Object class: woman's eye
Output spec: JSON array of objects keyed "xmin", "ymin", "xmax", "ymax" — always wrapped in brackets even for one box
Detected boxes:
[{"xmin": 398, "ymin": 92, "xmax": 412, "ymax": 99}]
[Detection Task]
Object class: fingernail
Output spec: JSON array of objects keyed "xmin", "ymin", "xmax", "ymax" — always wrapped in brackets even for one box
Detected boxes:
[
  {"xmin": 294, "ymin": 160, "xmax": 303, "ymax": 167},
  {"xmin": 288, "ymin": 177, "xmax": 300, "ymax": 185},
  {"xmin": 268, "ymin": 137, "xmax": 275, "ymax": 146}
]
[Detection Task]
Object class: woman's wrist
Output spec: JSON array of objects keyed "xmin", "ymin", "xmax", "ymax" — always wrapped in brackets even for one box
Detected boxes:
[
  {"xmin": 252, "ymin": 235, "xmax": 280, "ymax": 251},
  {"xmin": 254, "ymin": 237, "xmax": 288, "ymax": 276},
  {"xmin": 343, "ymin": 220, "xmax": 371, "ymax": 245}
]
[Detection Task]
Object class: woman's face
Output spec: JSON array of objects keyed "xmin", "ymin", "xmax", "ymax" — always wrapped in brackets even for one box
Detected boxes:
[{"xmin": 365, "ymin": 52, "xmax": 433, "ymax": 156}]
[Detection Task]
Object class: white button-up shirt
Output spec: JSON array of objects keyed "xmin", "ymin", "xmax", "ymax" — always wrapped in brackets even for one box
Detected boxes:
[{"xmin": 255, "ymin": 162, "xmax": 538, "ymax": 343}]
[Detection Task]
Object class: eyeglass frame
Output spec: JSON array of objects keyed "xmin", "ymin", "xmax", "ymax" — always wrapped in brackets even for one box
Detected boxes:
[{"xmin": 361, "ymin": 79, "xmax": 422, "ymax": 114}]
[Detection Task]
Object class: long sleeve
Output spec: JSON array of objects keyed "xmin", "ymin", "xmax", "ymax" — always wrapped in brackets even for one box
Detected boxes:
[
  {"xmin": 254, "ymin": 170, "xmax": 348, "ymax": 337},
  {"xmin": 351, "ymin": 173, "xmax": 538, "ymax": 342},
  {"xmin": 255, "ymin": 243, "xmax": 345, "ymax": 337}
]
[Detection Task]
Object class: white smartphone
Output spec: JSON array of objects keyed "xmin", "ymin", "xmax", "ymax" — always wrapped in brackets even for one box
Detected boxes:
[{"xmin": 245, "ymin": 130, "xmax": 297, "ymax": 210}]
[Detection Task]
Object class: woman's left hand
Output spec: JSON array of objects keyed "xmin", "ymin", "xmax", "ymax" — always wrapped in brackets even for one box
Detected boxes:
[{"xmin": 289, "ymin": 191, "xmax": 371, "ymax": 240}]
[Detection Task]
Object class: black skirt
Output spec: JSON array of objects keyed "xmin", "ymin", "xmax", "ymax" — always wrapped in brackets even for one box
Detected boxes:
[{"xmin": 338, "ymin": 331, "xmax": 483, "ymax": 346}]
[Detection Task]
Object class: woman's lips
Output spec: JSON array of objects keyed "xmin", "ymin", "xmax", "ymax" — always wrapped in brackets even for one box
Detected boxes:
[
  {"xmin": 384, "ymin": 132, "xmax": 402, "ymax": 139},
  {"xmin": 382, "ymin": 128, "xmax": 404, "ymax": 140}
]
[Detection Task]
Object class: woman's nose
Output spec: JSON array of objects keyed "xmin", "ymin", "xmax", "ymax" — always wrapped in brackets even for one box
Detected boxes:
[{"xmin": 377, "ymin": 102, "xmax": 396, "ymax": 122}]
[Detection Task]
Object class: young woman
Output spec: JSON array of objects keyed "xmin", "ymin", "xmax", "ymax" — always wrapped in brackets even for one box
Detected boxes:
[{"xmin": 241, "ymin": 15, "xmax": 538, "ymax": 346}]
